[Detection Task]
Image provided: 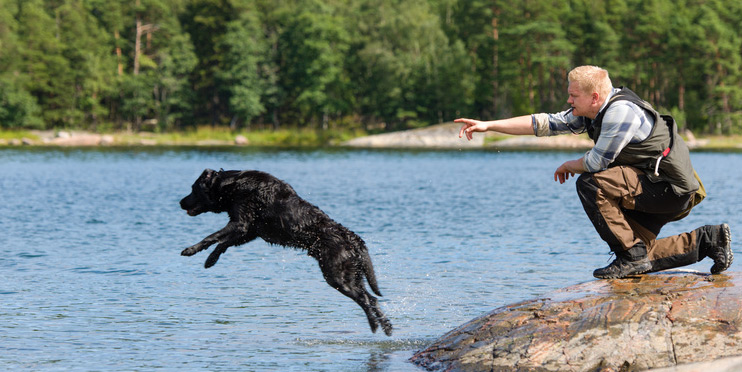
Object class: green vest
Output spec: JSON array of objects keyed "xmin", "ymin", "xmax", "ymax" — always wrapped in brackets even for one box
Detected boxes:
[{"xmin": 586, "ymin": 87, "xmax": 700, "ymax": 197}]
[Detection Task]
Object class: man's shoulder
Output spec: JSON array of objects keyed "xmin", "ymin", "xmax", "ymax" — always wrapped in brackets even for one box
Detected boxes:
[
  {"xmin": 604, "ymin": 100, "xmax": 648, "ymax": 119},
  {"xmin": 610, "ymin": 88, "xmax": 654, "ymax": 111}
]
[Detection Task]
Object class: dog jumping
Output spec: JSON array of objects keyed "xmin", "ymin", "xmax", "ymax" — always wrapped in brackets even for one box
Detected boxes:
[{"xmin": 180, "ymin": 169, "xmax": 393, "ymax": 336}]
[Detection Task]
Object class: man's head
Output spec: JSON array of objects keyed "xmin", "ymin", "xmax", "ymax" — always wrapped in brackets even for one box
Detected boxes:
[{"xmin": 567, "ymin": 66, "xmax": 613, "ymax": 119}]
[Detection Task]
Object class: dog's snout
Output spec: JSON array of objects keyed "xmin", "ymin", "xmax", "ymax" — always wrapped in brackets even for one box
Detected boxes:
[{"xmin": 180, "ymin": 194, "xmax": 194, "ymax": 210}]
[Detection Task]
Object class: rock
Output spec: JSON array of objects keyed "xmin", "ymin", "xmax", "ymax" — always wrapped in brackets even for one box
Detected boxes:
[
  {"xmin": 235, "ymin": 135, "xmax": 249, "ymax": 145},
  {"xmin": 195, "ymin": 139, "xmax": 228, "ymax": 146},
  {"xmin": 50, "ymin": 133, "xmax": 103, "ymax": 146},
  {"xmin": 682, "ymin": 130, "xmax": 709, "ymax": 150},
  {"xmin": 411, "ymin": 271, "xmax": 742, "ymax": 372},
  {"xmin": 343, "ymin": 123, "xmax": 482, "ymax": 149},
  {"xmin": 344, "ymin": 123, "xmax": 595, "ymax": 150},
  {"xmin": 100, "ymin": 135, "xmax": 115, "ymax": 146},
  {"xmin": 490, "ymin": 135, "xmax": 593, "ymax": 150},
  {"xmin": 649, "ymin": 355, "xmax": 742, "ymax": 372}
]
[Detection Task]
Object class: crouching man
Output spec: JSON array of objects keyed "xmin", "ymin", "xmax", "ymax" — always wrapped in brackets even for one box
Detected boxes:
[{"xmin": 457, "ymin": 65, "xmax": 732, "ymax": 278}]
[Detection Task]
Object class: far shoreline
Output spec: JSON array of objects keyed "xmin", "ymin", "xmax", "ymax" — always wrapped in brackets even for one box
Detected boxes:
[{"xmin": 1, "ymin": 124, "xmax": 742, "ymax": 152}]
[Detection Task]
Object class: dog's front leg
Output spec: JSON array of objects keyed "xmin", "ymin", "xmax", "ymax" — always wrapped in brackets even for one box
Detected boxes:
[
  {"xmin": 204, "ymin": 231, "xmax": 257, "ymax": 268},
  {"xmin": 181, "ymin": 223, "xmax": 237, "ymax": 256}
]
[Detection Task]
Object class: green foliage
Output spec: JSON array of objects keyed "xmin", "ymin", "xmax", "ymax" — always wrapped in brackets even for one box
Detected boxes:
[
  {"xmin": 217, "ymin": 10, "xmax": 266, "ymax": 128},
  {"xmin": 277, "ymin": 0, "xmax": 351, "ymax": 127},
  {"xmin": 0, "ymin": 0, "xmax": 741, "ymax": 135},
  {"xmin": 0, "ymin": 76, "xmax": 44, "ymax": 128}
]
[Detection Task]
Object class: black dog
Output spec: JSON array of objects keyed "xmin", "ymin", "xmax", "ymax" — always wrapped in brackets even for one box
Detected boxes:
[{"xmin": 180, "ymin": 169, "xmax": 393, "ymax": 336}]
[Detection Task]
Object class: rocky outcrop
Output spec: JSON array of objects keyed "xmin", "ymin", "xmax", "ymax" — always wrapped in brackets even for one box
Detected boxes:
[
  {"xmin": 16, "ymin": 130, "xmax": 115, "ymax": 146},
  {"xmin": 343, "ymin": 123, "xmax": 483, "ymax": 149},
  {"xmin": 343, "ymin": 122, "xmax": 596, "ymax": 150},
  {"xmin": 649, "ymin": 355, "xmax": 742, "ymax": 372},
  {"xmin": 489, "ymin": 135, "xmax": 593, "ymax": 150},
  {"xmin": 48, "ymin": 132, "xmax": 113, "ymax": 146},
  {"xmin": 411, "ymin": 271, "xmax": 742, "ymax": 372}
]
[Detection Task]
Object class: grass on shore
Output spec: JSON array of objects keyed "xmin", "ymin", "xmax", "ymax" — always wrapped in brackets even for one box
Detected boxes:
[
  {"xmin": 117, "ymin": 126, "xmax": 368, "ymax": 146},
  {"xmin": 700, "ymin": 136, "xmax": 742, "ymax": 150},
  {"xmin": 1, "ymin": 126, "xmax": 367, "ymax": 147},
  {"xmin": 0, "ymin": 130, "xmax": 40, "ymax": 141}
]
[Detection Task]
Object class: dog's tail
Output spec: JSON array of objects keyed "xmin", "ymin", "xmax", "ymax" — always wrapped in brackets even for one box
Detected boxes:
[{"xmin": 360, "ymin": 247, "xmax": 383, "ymax": 297}]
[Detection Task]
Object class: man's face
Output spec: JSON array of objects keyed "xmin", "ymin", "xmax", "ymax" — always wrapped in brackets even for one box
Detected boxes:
[{"xmin": 567, "ymin": 82, "xmax": 597, "ymax": 118}]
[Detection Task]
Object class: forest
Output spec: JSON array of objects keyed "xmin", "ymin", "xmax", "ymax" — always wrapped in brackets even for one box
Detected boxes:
[{"xmin": 1, "ymin": 0, "xmax": 741, "ymax": 135}]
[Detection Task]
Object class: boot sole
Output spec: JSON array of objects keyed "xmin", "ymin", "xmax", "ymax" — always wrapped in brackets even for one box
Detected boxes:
[{"xmin": 711, "ymin": 223, "xmax": 733, "ymax": 274}]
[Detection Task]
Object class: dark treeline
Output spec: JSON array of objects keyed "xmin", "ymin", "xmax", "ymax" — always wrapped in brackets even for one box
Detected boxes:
[{"xmin": 1, "ymin": 0, "xmax": 741, "ymax": 134}]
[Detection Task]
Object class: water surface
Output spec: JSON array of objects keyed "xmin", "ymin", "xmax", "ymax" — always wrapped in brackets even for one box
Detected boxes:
[{"xmin": 2, "ymin": 148, "xmax": 740, "ymax": 371}]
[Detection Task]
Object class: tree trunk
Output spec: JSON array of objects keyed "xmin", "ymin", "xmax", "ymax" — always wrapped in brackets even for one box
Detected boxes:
[
  {"xmin": 491, "ymin": 6, "xmax": 500, "ymax": 116},
  {"xmin": 134, "ymin": 0, "xmax": 142, "ymax": 75},
  {"xmin": 133, "ymin": 0, "xmax": 142, "ymax": 131},
  {"xmin": 678, "ymin": 61, "xmax": 685, "ymax": 112},
  {"xmin": 114, "ymin": 30, "xmax": 123, "ymax": 76}
]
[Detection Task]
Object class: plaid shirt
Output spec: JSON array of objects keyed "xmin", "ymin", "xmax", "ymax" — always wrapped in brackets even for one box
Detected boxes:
[{"xmin": 531, "ymin": 87, "xmax": 654, "ymax": 172}]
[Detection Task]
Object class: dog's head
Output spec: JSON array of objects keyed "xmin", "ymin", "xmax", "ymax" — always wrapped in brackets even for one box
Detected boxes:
[{"xmin": 180, "ymin": 169, "xmax": 221, "ymax": 216}]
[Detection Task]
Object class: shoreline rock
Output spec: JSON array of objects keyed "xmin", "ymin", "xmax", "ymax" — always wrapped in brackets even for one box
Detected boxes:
[
  {"xmin": 488, "ymin": 135, "xmax": 593, "ymax": 150},
  {"xmin": 343, "ymin": 123, "xmax": 483, "ymax": 149},
  {"xmin": 344, "ymin": 123, "xmax": 601, "ymax": 151},
  {"xmin": 411, "ymin": 270, "xmax": 742, "ymax": 372}
]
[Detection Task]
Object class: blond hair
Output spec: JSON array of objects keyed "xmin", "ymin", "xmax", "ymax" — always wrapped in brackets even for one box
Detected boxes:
[{"xmin": 568, "ymin": 66, "xmax": 613, "ymax": 98}]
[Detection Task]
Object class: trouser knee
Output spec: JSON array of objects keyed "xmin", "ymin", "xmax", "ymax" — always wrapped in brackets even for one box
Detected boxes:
[
  {"xmin": 575, "ymin": 172, "xmax": 595, "ymax": 191},
  {"xmin": 575, "ymin": 173, "xmax": 597, "ymax": 204}
]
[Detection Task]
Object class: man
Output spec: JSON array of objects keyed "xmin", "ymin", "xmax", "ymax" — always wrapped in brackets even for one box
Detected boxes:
[{"xmin": 456, "ymin": 65, "xmax": 733, "ymax": 279}]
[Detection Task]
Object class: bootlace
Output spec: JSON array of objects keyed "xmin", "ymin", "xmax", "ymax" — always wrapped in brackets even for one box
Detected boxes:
[{"xmin": 605, "ymin": 252, "xmax": 616, "ymax": 263}]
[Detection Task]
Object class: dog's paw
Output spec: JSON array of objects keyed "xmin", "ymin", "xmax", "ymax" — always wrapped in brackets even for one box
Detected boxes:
[
  {"xmin": 181, "ymin": 246, "xmax": 200, "ymax": 256},
  {"xmin": 381, "ymin": 320, "xmax": 393, "ymax": 337},
  {"xmin": 204, "ymin": 251, "xmax": 221, "ymax": 268}
]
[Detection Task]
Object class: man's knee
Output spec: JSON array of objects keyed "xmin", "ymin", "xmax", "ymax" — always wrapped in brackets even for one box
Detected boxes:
[
  {"xmin": 576, "ymin": 172, "xmax": 596, "ymax": 193},
  {"xmin": 575, "ymin": 173, "xmax": 599, "ymax": 209}
]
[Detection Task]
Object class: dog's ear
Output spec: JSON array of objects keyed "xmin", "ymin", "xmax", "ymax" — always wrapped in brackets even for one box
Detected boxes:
[{"xmin": 200, "ymin": 169, "xmax": 219, "ymax": 189}]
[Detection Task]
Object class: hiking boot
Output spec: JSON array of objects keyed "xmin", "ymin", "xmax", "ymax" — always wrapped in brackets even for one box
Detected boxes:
[
  {"xmin": 709, "ymin": 223, "xmax": 733, "ymax": 274},
  {"xmin": 593, "ymin": 255, "xmax": 652, "ymax": 279}
]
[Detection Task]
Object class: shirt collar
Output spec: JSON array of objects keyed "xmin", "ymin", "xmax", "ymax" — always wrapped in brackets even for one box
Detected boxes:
[{"xmin": 597, "ymin": 87, "xmax": 619, "ymax": 114}]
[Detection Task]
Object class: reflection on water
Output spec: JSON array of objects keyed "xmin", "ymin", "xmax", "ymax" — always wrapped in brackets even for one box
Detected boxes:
[{"xmin": 1, "ymin": 148, "xmax": 740, "ymax": 371}]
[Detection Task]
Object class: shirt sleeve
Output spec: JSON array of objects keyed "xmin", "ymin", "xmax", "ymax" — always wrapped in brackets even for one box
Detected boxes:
[
  {"xmin": 532, "ymin": 109, "xmax": 587, "ymax": 137},
  {"xmin": 582, "ymin": 102, "xmax": 652, "ymax": 172}
]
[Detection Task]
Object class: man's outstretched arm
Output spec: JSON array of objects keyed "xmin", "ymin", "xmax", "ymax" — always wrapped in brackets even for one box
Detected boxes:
[{"xmin": 456, "ymin": 115, "xmax": 535, "ymax": 140}]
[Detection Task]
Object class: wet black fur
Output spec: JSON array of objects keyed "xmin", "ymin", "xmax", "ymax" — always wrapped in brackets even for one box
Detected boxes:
[{"xmin": 180, "ymin": 169, "xmax": 393, "ymax": 336}]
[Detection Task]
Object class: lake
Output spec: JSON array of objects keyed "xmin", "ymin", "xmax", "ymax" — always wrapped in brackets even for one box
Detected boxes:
[{"xmin": 2, "ymin": 147, "xmax": 740, "ymax": 371}]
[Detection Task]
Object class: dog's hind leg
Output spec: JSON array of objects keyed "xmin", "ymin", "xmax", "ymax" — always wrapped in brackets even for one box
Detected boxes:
[
  {"xmin": 369, "ymin": 298, "xmax": 393, "ymax": 336},
  {"xmin": 321, "ymin": 268, "xmax": 393, "ymax": 336},
  {"xmin": 361, "ymin": 291, "xmax": 393, "ymax": 336}
]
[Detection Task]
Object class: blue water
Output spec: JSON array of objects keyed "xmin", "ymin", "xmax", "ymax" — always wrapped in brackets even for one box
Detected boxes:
[{"xmin": 2, "ymin": 148, "xmax": 740, "ymax": 371}]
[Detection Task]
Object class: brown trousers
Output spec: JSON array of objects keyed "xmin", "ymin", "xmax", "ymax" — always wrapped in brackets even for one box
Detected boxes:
[{"xmin": 576, "ymin": 166, "xmax": 700, "ymax": 271}]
